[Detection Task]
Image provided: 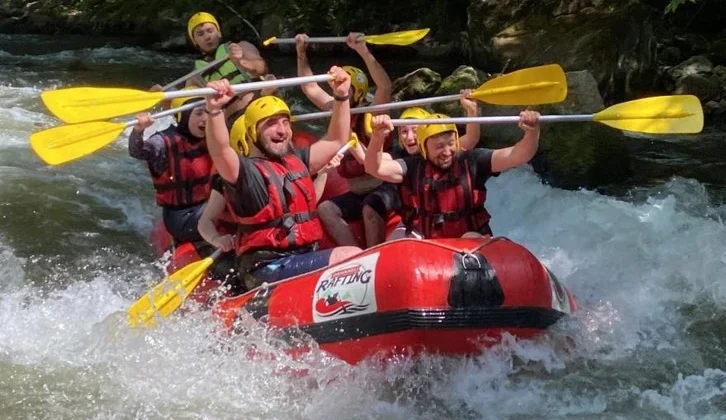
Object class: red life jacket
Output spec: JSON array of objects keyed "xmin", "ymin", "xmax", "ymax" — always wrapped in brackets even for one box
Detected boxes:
[
  {"xmin": 151, "ymin": 127, "xmax": 213, "ymax": 208},
  {"xmin": 227, "ymin": 153, "xmax": 323, "ymax": 255},
  {"xmin": 337, "ymin": 113, "xmax": 393, "ymax": 179},
  {"xmin": 399, "ymin": 154, "xmax": 491, "ymax": 239}
]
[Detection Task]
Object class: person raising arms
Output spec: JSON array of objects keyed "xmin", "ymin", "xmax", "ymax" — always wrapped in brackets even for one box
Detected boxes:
[
  {"xmin": 295, "ymin": 32, "xmax": 398, "ymax": 249},
  {"xmin": 364, "ymin": 110, "xmax": 541, "ymax": 240},
  {"xmin": 203, "ymin": 67, "xmax": 362, "ymax": 290},
  {"xmin": 372, "ymin": 93, "xmax": 482, "ymax": 240},
  {"xmin": 129, "ymin": 92, "xmax": 211, "ymax": 245},
  {"xmin": 196, "ymin": 148, "xmax": 345, "ymax": 295}
]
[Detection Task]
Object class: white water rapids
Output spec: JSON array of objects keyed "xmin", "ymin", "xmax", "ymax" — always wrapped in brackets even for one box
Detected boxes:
[{"xmin": 1, "ymin": 36, "xmax": 725, "ymax": 419}]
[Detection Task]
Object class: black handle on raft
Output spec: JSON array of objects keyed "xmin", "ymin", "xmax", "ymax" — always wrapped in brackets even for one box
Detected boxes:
[{"xmin": 448, "ymin": 251, "xmax": 505, "ymax": 308}]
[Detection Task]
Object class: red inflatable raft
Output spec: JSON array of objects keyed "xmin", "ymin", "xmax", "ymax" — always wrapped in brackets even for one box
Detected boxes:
[
  {"xmin": 149, "ymin": 224, "xmax": 576, "ymax": 364},
  {"xmin": 211, "ymin": 236, "xmax": 576, "ymax": 365},
  {"xmin": 148, "ymin": 212, "xmax": 403, "ymax": 308},
  {"xmin": 145, "ymin": 131, "xmax": 577, "ymax": 364}
]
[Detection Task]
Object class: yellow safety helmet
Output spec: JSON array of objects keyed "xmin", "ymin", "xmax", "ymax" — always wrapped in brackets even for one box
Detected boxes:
[
  {"xmin": 416, "ymin": 113, "xmax": 459, "ymax": 159},
  {"xmin": 397, "ymin": 107, "xmax": 430, "ymax": 148},
  {"xmin": 229, "ymin": 114, "xmax": 249, "ymax": 156},
  {"xmin": 187, "ymin": 12, "xmax": 221, "ymax": 45},
  {"xmin": 242, "ymin": 95, "xmax": 292, "ymax": 145},
  {"xmin": 342, "ymin": 66, "xmax": 369, "ymax": 106},
  {"xmin": 400, "ymin": 107, "xmax": 430, "ymax": 120},
  {"xmin": 169, "ymin": 87, "xmax": 204, "ymax": 123}
]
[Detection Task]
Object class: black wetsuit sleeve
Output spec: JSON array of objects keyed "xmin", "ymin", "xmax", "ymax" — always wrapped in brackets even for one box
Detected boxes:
[{"xmin": 128, "ymin": 131, "xmax": 167, "ymax": 175}]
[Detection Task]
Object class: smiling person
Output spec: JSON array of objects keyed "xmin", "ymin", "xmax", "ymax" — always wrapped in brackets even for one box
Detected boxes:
[
  {"xmin": 129, "ymin": 90, "xmax": 212, "ymax": 245},
  {"xmin": 379, "ymin": 92, "xmax": 482, "ymax": 240},
  {"xmin": 195, "ymin": 139, "xmax": 345, "ymax": 296},
  {"xmin": 203, "ymin": 66, "xmax": 362, "ymax": 290},
  {"xmin": 183, "ymin": 12, "xmax": 268, "ymax": 117},
  {"xmin": 364, "ymin": 110, "xmax": 541, "ymax": 240},
  {"xmin": 394, "ymin": 92, "xmax": 480, "ymax": 159}
]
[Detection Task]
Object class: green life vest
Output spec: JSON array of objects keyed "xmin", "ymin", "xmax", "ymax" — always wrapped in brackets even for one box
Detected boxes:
[{"xmin": 195, "ymin": 43, "xmax": 252, "ymax": 85}]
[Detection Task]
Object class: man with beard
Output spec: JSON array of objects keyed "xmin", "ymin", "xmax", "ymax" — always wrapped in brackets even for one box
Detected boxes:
[
  {"xmin": 363, "ymin": 95, "xmax": 481, "ymax": 241},
  {"xmin": 364, "ymin": 111, "xmax": 541, "ymax": 239},
  {"xmin": 203, "ymin": 67, "xmax": 363, "ymax": 289}
]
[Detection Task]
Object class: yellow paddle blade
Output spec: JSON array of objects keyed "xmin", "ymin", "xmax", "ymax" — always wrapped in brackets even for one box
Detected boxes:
[
  {"xmin": 29, "ymin": 121, "xmax": 126, "ymax": 165},
  {"xmin": 127, "ymin": 256, "xmax": 215, "ymax": 328},
  {"xmin": 364, "ymin": 28, "xmax": 431, "ymax": 46},
  {"xmin": 594, "ymin": 95, "xmax": 703, "ymax": 134},
  {"xmin": 262, "ymin": 36, "xmax": 277, "ymax": 47},
  {"xmin": 472, "ymin": 64, "xmax": 567, "ymax": 105},
  {"xmin": 41, "ymin": 87, "xmax": 165, "ymax": 124}
]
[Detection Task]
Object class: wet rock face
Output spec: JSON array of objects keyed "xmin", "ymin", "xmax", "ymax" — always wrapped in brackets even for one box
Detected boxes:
[
  {"xmin": 393, "ymin": 66, "xmax": 633, "ymax": 189},
  {"xmin": 478, "ymin": 69, "xmax": 633, "ymax": 190},
  {"xmin": 391, "ymin": 68, "xmax": 443, "ymax": 101},
  {"xmin": 431, "ymin": 65, "xmax": 486, "ymax": 116},
  {"xmin": 660, "ymin": 55, "xmax": 726, "ymax": 119},
  {"xmin": 466, "ymin": 0, "xmax": 658, "ymax": 104}
]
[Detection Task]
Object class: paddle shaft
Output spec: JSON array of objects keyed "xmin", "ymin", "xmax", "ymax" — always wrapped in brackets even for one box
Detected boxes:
[
  {"xmin": 122, "ymin": 100, "xmax": 206, "ymax": 129},
  {"xmin": 207, "ymin": 248, "xmax": 225, "ymax": 261},
  {"xmin": 161, "ymin": 56, "xmax": 229, "ymax": 91},
  {"xmin": 390, "ymin": 115, "xmax": 596, "ymax": 126},
  {"xmin": 337, "ymin": 142, "xmax": 353, "ymax": 155},
  {"xmin": 293, "ymin": 93, "xmax": 462, "ymax": 122},
  {"xmin": 315, "ymin": 141, "xmax": 354, "ymax": 175},
  {"xmin": 165, "ymin": 247, "xmax": 224, "ymax": 299},
  {"xmin": 269, "ymin": 36, "xmax": 360, "ymax": 44},
  {"xmin": 163, "ymin": 74, "xmax": 332, "ymax": 100}
]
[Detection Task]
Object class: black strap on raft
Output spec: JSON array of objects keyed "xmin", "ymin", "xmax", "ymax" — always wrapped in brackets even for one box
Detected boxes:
[
  {"xmin": 242, "ymin": 285, "xmax": 274, "ymax": 321},
  {"xmin": 448, "ymin": 251, "xmax": 504, "ymax": 308}
]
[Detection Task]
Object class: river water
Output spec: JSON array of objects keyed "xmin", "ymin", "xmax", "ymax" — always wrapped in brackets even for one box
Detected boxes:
[{"xmin": 1, "ymin": 33, "xmax": 725, "ymax": 419}]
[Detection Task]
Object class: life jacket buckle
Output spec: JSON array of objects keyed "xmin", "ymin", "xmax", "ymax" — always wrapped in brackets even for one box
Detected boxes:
[{"xmin": 281, "ymin": 215, "xmax": 295, "ymax": 231}]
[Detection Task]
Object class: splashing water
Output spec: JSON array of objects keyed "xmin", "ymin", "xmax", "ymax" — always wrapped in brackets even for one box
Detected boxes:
[{"xmin": 0, "ymin": 37, "xmax": 725, "ymax": 419}]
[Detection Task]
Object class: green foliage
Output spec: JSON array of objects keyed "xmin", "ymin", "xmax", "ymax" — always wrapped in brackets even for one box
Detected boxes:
[
  {"xmin": 665, "ymin": 0, "xmax": 700, "ymax": 14},
  {"xmin": 2, "ymin": 0, "xmax": 468, "ymax": 44},
  {"xmin": 260, "ymin": 0, "xmax": 467, "ymax": 41},
  {"xmin": 5, "ymin": 0, "xmax": 704, "ymax": 46}
]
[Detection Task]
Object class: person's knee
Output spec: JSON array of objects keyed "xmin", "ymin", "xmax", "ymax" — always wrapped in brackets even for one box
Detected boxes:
[
  {"xmin": 461, "ymin": 231, "xmax": 487, "ymax": 239},
  {"xmin": 362, "ymin": 204, "xmax": 383, "ymax": 223},
  {"xmin": 318, "ymin": 200, "xmax": 342, "ymax": 221},
  {"xmin": 329, "ymin": 246, "xmax": 363, "ymax": 264},
  {"xmin": 386, "ymin": 227, "xmax": 406, "ymax": 241}
]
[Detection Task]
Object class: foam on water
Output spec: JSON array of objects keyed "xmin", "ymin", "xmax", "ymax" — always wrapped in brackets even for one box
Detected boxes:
[
  {"xmin": 0, "ymin": 45, "xmax": 179, "ymax": 68},
  {"xmin": 1, "ymin": 37, "xmax": 725, "ymax": 418},
  {"xmin": 1, "ymin": 166, "xmax": 725, "ymax": 418},
  {"xmin": 0, "ymin": 86, "xmax": 170, "ymax": 240},
  {"xmin": 488, "ymin": 168, "xmax": 726, "ymax": 353},
  {"xmin": 639, "ymin": 368, "xmax": 726, "ymax": 419}
]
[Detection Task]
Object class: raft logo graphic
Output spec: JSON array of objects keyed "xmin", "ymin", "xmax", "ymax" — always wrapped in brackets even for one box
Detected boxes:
[{"xmin": 312, "ymin": 252, "xmax": 380, "ymax": 322}]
